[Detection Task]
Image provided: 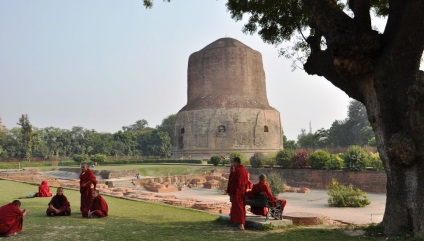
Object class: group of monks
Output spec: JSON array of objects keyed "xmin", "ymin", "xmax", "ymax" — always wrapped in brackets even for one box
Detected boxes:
[
  {"xmin": 226, "ymin": 157, "xmax": 287, "ymax": 230},
  {"xmin": 0, "ymin": 164, "xmax": 108, "ymax": 237}
]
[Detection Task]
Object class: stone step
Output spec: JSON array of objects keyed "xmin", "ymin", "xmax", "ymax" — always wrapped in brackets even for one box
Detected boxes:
[
  {"xmin": 283, "ymin": 212, "xmax": 330, "ymax": 225},
  {"xmin": 219, "ymin": 214, "xmax": 292, "ymax": 229}
]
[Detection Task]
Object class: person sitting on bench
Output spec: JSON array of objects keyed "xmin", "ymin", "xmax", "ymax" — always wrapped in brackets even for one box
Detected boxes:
[{"xmin": 247, "ymin": 174, "xmax": 287, "ymax": 216}]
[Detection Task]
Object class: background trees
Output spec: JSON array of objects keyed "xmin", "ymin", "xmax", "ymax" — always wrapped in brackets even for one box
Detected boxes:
[
  {"xmin": 295, "ymin": 99, "xmax": 375, "ymax": 149},
  {"xmin": 0, "ymin": 115, "xmax": 173, "ymax": 160}
]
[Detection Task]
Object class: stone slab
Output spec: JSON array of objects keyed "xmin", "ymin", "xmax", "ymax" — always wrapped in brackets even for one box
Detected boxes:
[{"xmin": 219, "ymin": 214, "xmax": 292, "ymax": 229}]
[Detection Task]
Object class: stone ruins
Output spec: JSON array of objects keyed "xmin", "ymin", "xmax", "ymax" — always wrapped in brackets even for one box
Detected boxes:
[{"xmin": 174, "ymin": 38, "xmax": 283, "ymax": 159}]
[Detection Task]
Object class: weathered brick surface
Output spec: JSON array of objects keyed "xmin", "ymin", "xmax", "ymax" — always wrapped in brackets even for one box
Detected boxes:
[
  {"xmin": 173, "ymin": 38, "xmax": 283, "ymax": 159},
  {"xmin": 247, "ymin": 168, "xmax": 387, "ymax": 193}
]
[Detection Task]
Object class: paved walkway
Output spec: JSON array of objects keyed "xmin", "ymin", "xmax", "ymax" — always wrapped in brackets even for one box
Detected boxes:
[
  {"xmin": 165, "ymin": 187, "xmax": 386, "ymax": 225},
  {"xmin": 280, "ymin": 190, "xmax": 385, "ymax": 225}
]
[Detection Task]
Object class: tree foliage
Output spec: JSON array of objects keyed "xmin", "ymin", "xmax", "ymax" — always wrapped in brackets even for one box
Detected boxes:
[
  {"xmin": 156, "ymin": 114, "xmax": 176, "ymax": 146},
  {"xmin": 0, "ymin": 114, "xmax": 173, "ymax": 160},
  {"xmin": 297, "ymin": 100, "xmax": 375, "ymax": 148},
  {"xmin": 17, "ymin": 114, "xmax": 33, "ymax": 160}
]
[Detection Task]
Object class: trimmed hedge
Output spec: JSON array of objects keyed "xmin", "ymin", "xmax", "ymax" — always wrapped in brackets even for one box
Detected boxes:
[
  {"xmin": 308, "ymin": 150, "xmax": 331, "ymax": 169},
  {"xmin": 276, "ymin": 149, "xmax": 295, "ymax": 168},
  {"xmin": 210, "ymin": 156, "xmax": 221, "ymax": 166},
  {"xmin": 343, "ymin": 145, "xmax": 369, "ymax": 171},
  {"xmin": 103, "ymin": 159, "xmax": 203, "ymax": 165},
  {"xmin": 0, "ymin": 162, "xmax": 52, "ymax": 169}
]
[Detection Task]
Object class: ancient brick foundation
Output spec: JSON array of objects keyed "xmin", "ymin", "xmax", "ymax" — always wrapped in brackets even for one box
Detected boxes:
[{"xmin": 247, "ymin": 168, "xmax": 387, "ymax": 193}]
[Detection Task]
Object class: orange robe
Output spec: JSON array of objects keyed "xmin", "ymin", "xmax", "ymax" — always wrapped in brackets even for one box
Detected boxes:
[
  {"xmin": 0, "ymin": 203, "xmax": 23, "ymax": 236},
  {"xmin": 37, "ymin": 181, "xmax": 52, "ymax": 197},
  {"xmin": 226, "ymin": 165, "xmax": 249, "ymax": 224},
  {"xmin": 248, "ymin": 182, "xmax": 287, "ymax": 216},
  {"xmin": 46, "ymin": 194, "xmax": 71, "ymax": 216},
  {"xmin": 90, "ymin": 195, "xmax": 108, "ymax": 218},
  {"xmin": 79, "ymin": 169, "xmax": 97, "ymax": 217}
]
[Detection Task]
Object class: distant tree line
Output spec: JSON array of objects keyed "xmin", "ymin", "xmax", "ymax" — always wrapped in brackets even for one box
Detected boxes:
[
  {"xmin": 284, "ymin": 100, "xmax": 376, "ymax": 150},
  {"xmin": 0, "ymin": 114, "xmax": 176, "ymax": 161}
]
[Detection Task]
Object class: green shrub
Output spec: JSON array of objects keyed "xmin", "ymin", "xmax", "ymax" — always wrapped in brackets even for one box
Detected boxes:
[
  {"xmin": 343, "ymin": 145, "xmax": 369, "ymax": 171},
  {"xmin": 324, "ymin": 154, "xmax": 344, "ymax": 170},
  {"xmin": 229, "ymin": 151, "xmax": 249, "ymax": 166},
  {"xmin": 58, "ymin": 161, "xmax": 76, "ymax": 166},
  {"xmin": 250, "ymin": 153, "xmax": 264, "ymax": 168},
  {"xmin": 368, "ymin": 137, "xmax": 377, "ymax": 147},
  {"xmin": 210, "ymin": 155, "xmax": 221, "ymax": 167},
  {"xmin": 368, "ymin": 152, "xmax": 384, "ymax": 171},
  {"xmin": 73, "ymin": 154, "xmax": 89, "ymax": 164},
  {"xmin": 308, "ymin": 150, "xmax": 331, "ymax": 169},
  {"xmin": 276, "ymin": 149, "xmax": 295, "ymax": 168},
  {"xmin": 90, "ymin": 154, "xmax": 107, "ymax": 164},
  {"xmin": 267, "ymin": 172, "xmax": 285, "ymax": 196},
  {"xmin": 262, "ymin": 152, "xmax": 277, "ymax": 167},
  {"xmin": 327, "ymin": 179, "xmax": 370, "ymax": 207},
  {"xmin": 291, "ymin": 150, "xmax": 309, "ymax": 169}
]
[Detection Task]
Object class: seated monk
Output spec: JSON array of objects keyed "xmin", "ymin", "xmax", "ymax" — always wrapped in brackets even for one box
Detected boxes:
[
  {"xmin": 36, "ymin": 180, "xmax": 52, "ymax": 197},
  {"xmin": 0, "ymin": 200, "xmax": 30, "ymax": 237},
  {"xmin": 247, "ymin": 174, "xmax": 287, "ymax": 216},
  {"xmin": 87, "ymin": 190, "xmax": 108, "ymax": 218},
  {"xmin": 246, "ymin": 173, "xmax": 253, "ymax": 192},
  {"xmin": 46, "ymin": 187, "xmax": 71, "ymax": 216}
]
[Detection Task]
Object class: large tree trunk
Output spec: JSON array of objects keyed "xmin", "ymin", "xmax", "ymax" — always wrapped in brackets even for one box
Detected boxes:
[
  {"xmin": 303, "ymin": 0, "xmax": 424, "ymax": 236},
  {"xmin": 362, "ymin": 70, "xmax": 424, "ymax": 235}
]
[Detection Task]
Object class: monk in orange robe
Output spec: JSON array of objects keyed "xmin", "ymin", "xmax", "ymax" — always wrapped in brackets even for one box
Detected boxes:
[
  {"xmin": 87, "ymin": 190, "xmax": 108, "ymax": 218},
  {"xmin": 0, "ymin": 200, "xmax": 29, "ymax": 237},
  {"xmin": 226, "ymin": 157, "xmax": 249, "ymax": 230},
  {"xmin": 247, "ymin": 173, "xmax": 287, "ymax": 216},
  {"xmin": 37, "ymin": 180, "xmax": 52, "ymax": 197},
  {"xmin": 79, "ymin": 164, "xmax": 97, "ymax": 217},
  {"xmin": 46, "ymin": 187, "xmax": 71, "ymax": 216}
]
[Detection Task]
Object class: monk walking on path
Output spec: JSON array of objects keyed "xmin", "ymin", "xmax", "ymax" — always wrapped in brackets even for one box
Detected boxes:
[
  {"xmin": 46, "ymin": 187, "xmax": 71, "ymax": 216},
  {"xmin": 0, "ymin": 200, "xmax": 29, "ymax": 237},
  {"xmin": 79, "ymin": 164, "xmax": 97, "ymax": 217},
  {"xmin": 226, "ymin": 157, "xmax": 249, "ymax": 230}
]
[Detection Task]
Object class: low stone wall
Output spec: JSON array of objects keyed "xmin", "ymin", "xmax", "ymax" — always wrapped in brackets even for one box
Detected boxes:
[{"xmin": 247, "ymin": 168, "xmax": 387, "ymax": 193}]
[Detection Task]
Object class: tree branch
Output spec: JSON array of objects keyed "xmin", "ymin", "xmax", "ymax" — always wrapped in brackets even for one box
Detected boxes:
[
  {"xmin": 304, "ymin": 49, "xmax": 364, "ymax": 102},
  {"xmin": 382, "ymin": 0, "xmax": 424, "ymax": 71},
  {"xmin": 349, "ymin": 0, "xmax": 372, "ymax": 32}
]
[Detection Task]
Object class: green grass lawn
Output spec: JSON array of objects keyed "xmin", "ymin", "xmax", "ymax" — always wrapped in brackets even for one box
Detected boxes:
[{"xmin": 0, "ymin": 180, "xmax": 386, "ymax": 241}]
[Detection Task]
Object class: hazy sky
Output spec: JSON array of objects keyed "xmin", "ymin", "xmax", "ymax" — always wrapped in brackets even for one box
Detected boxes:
[{"xmin": 0, "ymin": 0, "xmax": 375, "ymax": 140}]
